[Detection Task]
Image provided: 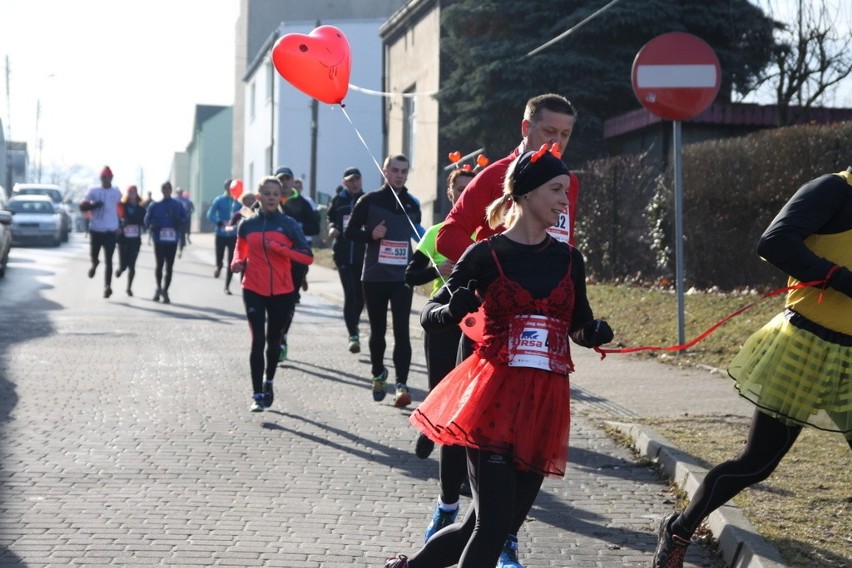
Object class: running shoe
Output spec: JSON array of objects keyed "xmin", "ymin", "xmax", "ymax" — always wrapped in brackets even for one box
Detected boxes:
[
  {"xmin": 372, "ymin": 368, "xmax": 388, "ymax": 402},
  {"xmin": 393, "ymin": 383, "xmax": 411, "ymax": 408},
  {"xmin": 652, "ymin": 513, "xmax": 690, "ymax": 568},
  {"xmin": 278, "ymin": 342, "xmax": 288, "ymax": 362},
  {"xmin": 161, "ymin": 290, "xmax": 171, "ymax": 304},
  {"xmin": 214, "ymin": 266, "xmax": 222, "ymax": 278},
  {"xmin": 414, "ymin": 433, "xmax": 435, "ymax": 459},
  {"xmin": 424, "ymin": 502, "xmax": 459, "ymax": 542},
  {"xmin": 126, "ymin": 288, "xmax": 133, "ymax": 297},
  {"xmin": 348, "ymin": 336, "xmax": 360, "ymax": 353},
  {"xmin": 103, "ymin": 286, "xmax": 112, "ymax": 299},
  {"xmin": 87, "ymin": 260, "xmax": 98, "ymax": 279},
  {"xmin": 384, "ymin": 555, "xmax": 408, "ymax": 568},
  {"xmin": 497, "ymin": 536, "xmax": 523, "ymax": 568},
  {"xmin": 262, "ymin": 380, "xmax": 274, "ymax": 408},
  {"xmin": 153, "ymin": 288, "xmax": 161, "ymax": 302},
  {"xmin": 250, "ymin": 393, "xmax": 264, "ymax": 412},
  {"xmin": 115, "ymin": 267, "xmax": 124, "ymax": 278}
]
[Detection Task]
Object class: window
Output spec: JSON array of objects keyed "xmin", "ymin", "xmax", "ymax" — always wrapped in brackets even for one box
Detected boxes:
[
  {"xmin": 250, "ymin": 81, "xmax": 256, "ymax": 120},
  {"xmin": 402, "ymin": 87, "xmax": 416, "ymax": 165},
  {"xmin": 266, "ymin": 62, "xmax": 274, "ymax": 101}
]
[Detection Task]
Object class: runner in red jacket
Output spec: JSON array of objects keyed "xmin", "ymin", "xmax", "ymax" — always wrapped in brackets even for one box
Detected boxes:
[{"xmin": 231, "ymin": 176, "xmax": 313, "ymax": 412}]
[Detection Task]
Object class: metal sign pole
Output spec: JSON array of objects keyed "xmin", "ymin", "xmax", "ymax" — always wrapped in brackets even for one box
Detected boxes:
[{"xmin": 673, "ymin": 120, "xmax": 685, "ymax": 345}]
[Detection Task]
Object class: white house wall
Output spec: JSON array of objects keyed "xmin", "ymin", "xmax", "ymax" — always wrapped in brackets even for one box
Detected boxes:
[
  {"xmin": 384, "ymin": 6, "xmax": 440, "ymax": 226},
  {"xmin": 243, "ymin": 18, "xmax": 387, "ymax": 203}
]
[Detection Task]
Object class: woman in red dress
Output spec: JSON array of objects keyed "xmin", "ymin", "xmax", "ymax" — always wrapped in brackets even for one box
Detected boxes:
[{"xmin": 385, "ymin": 146, "xmax": 614, "ymax": 568}]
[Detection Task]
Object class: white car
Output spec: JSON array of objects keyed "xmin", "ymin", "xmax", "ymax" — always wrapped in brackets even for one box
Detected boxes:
[
  {"xmin": 8, "ymin": 194, "xmax": 63, "ymax": 247},
  {"xmin": 12, "ymin": 183, "xmax": 72, "ymax": 242}
]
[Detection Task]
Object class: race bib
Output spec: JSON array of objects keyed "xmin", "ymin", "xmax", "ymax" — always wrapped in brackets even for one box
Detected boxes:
[
  {"xmin": 159, "ymin": 227, "xmax": 177, "ymax": 242},
  {"xmin": 342, "ymin": 214, "xmax": 351, "ymax": 231},
  {"xmin": 378, "ymin": 239, "xmax": 409, "ymax": 265},
  {"xmin": 507, "ymin": 315, "xmax": 568, "ymax": 372},
  {"xmin": 546, "ymin": 207, "xmax": 571, "ymax": 243},
  {"xmin": 123, "ymin": 224, "xmax": 140, "ymax": 238}
]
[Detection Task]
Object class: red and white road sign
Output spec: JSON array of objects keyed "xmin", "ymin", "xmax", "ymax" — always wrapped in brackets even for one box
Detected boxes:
[{"xmin": 631, "ymin": 32, "xmax": 721, "ymax": 121}]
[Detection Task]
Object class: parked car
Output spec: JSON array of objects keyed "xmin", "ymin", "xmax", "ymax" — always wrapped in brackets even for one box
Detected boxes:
[
  {"xmin": 0, "ymin": 190, "xmax": 11, "ymax": 277},
  {"xmin": 7, "ymin": 194, "xmax": 63, "ymax": 247},
  {"xmin": 12, "ymin": 183, "xmax": 72, "ymax": 242}
]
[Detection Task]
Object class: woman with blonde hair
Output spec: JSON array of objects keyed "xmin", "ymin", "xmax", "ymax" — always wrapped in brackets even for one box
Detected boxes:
[{"xmin": 385, "ymin": 146, "xmax": 613, "ymax": 568}]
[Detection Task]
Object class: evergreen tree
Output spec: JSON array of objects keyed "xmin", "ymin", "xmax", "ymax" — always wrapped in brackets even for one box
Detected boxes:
[{"xmin": 437, "ymin": 0, "xmax": 776, "ymax": 164}]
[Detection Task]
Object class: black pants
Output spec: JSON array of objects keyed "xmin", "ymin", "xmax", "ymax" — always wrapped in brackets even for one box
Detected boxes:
[
  {"xmin": 214, "ymin": 235, "xmax": 237, "ymax": 289},
  {"xmin": 408, "ymin": 448, "xmax": 544, "ymax": 568},
  {"xmin": 426, "ymin": 326, "xmax": 468, "ymax": 504},
  {"xmin": 674, "ymin": 409, "xmax": 851, "ymax": 538},
  {"xmin": 153, "ymin": 242, "xmax": 178, "ymax": 291},
  {"xmin": 336, "ymin": 263, "xmax": 364, "ymax": 337},
  {"xmin": 90, "ymin": 230, "xmax": 117, "ymax": 287},
  {"xmin": 280, "ymin": 262, "xmax": 309, "ymax": 339},
  {"xmin": 118, "ymin": 237, "xmax": 141, "ymax": 290},
  {"xmin": 243, "ymin": 289, "xmax": 294, "ymax": 394},
  {"xmin": 363, "ymin": 280, "xmax": 412, "ymax": 382}
]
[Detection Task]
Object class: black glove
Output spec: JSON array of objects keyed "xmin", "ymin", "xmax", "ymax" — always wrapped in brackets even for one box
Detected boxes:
[
  {"xmin": 829, "ymin": 266, "xmax": 852, "ymax": 299},
  {"xmin": 581, "ymin": 319, "xmax": 613, "ymax": 347},
  {"xmin": 447, "ymin": 280, "xmax": 481, "ymax": 319}
]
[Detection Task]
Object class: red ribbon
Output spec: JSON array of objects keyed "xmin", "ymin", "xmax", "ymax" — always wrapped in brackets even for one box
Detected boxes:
[{"xmin": 593, "ymin": 276, "xmax": 830, "ymax": 360}]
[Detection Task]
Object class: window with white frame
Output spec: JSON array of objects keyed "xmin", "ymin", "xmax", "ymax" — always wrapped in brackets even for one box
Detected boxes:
[{"xmin": 402, "ymin": 86, "xmax": 416, "ymax": 165}]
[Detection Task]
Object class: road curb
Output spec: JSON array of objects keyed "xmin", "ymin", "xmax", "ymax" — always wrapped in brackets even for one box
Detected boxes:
[{"xmin": 607, "ymin": 421, "xmax": 788, "ymax": 568}]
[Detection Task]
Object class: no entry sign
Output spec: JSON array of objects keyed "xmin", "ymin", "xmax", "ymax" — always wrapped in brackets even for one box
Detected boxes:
[{"xmin": 631, "ymin": 32, "xmax": 721, "ymax": 121}]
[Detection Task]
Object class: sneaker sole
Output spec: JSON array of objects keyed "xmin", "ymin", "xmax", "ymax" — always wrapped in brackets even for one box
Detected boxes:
[
  {"xmin": 348, "ymin": 344, "xmax": 360, "ymax": 353},
  {"xmin": 393, "ymin": 392, "xmax": 411, "ymax": 408}
]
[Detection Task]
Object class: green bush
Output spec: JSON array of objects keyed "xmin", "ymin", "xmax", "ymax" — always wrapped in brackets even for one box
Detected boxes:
[{"xmin": 575, "ymin": 121, "xmax": 852, "ymax": 290}]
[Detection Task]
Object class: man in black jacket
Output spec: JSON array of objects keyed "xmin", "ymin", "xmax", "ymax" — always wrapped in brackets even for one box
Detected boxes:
[{"xmin": 327, "ymin": 167, "xmax": 367, "ymax": 353}]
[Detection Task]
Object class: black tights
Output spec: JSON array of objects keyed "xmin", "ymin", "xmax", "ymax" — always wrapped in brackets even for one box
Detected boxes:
[
  {"xmin": 280, "ymin": 262, "xmax": 309, "ymax": 340},
  {"xmin": 336, "ymin": 264, "xmax": 364, "ymax": 337},
  {"xmin": 425, "ymin": 326, "xmax": 467, "ymax": 504},
  {"xmin": 674, "ymin": 410, "xmax": 800, "ymax": 538},
  {"xmin": 408, "ymin": 448, "xmax": 544, "ymax": 568},
  {"xmin": 90, "ymin": 231, "xmax": 116, "ymax": 287},
  {"xmin": 153, "ymin": 243, "xmax": 177, "ymax": 291},
  {"xmin": 118, "ymin": 239, "xmax": 141, "ymax": 291},
  {"xmin": 214, "ymin": 235, "xmax": 237, "ymax": 289},
  {"xmin": 363, "ymin": 281, "xmax": 412, "ymax": 382},
  {"xmin": 243, "ymin": 289, "xmax": 294, "ymax": 394}
]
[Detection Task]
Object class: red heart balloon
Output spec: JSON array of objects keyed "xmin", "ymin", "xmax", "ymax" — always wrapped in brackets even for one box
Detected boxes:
[
  {"xmin": 271, "ymin": 25, "xmax": 351, "ymax": 104},
  {"xmin": 476, "ymin": 154, "xmax": 490, "ymax": 168},
  {"xmin": 448, "ymin": 151, "xmax": 462, "ymax": 163},
  {"xmin": 229, "ymin": 179, "xmax": 243, "ymax": 200}
]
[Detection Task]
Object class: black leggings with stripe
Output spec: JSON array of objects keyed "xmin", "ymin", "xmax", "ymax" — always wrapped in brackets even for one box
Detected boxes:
[{"xmin": 242, "ymin": 289, "xmax": 294, "ymax": 394}]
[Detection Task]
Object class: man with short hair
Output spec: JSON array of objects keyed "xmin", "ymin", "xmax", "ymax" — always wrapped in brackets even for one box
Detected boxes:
[
  {"xmin": 206, "ymin": 179, "xmax": 241, "ymax": 294},
  {"xmin": 274, "ymin": 166, "xmax": 320, "ymax": 361},
  {"xmin": 344, "ymin": 154, "xmax": 421, "ymax": 407},
  {"xmin": 327, "ymin": 166, "xmax": 367, "ymax": 353},
  {"xmin": 79, "ymin": 166, "xmax": 122, "ymax": 298}
]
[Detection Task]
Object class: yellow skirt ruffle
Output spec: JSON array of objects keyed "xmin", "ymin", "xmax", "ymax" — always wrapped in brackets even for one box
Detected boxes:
[{"xmin": 728, "ymin": 312, "xmax": 852, "ymax": 438}]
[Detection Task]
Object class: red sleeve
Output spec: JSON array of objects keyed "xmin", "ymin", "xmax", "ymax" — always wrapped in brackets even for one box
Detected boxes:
[
  {"xmin": 117, "ymin": 203, "xmax": 126, "ymax": 221},
  {"xmin": 269, "ymin": 240, "xmax": 314, "ymax": 265},
  {"xmin": 231, "ymin": 236, "xmax": 248, "ymax": 271},
  {"xmin": 437, "ymin": 156, "xmax": 512, "ymax": 262},
  {"xmin": 568, "ymin": 171, "xmax": 580, "ymax": 246}
]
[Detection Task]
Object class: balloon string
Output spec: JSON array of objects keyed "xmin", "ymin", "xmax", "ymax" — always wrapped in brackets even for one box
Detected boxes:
[
  {"xmin": 338, "ymin": 106, "xmax": 451, "ymax": 295},
  {"xmin": 592, "ymin": 278, "xmax": 827, "ymax": 361}
]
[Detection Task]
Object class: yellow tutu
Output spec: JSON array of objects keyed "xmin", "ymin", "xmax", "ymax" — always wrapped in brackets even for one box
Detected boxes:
[{"xmin": 728, "ymin": 312, "xmax": 852, "ymax": 438}]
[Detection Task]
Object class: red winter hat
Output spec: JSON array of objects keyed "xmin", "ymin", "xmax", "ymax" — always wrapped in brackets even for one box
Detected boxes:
[{"xmin": 101, "ymin": 166, "xmax": 113, "ymax": 177}]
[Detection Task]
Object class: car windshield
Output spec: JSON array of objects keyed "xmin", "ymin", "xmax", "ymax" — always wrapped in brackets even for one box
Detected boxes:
[
  {"xmin": 17, "ymin": 188, "xmax": 63, "ymax": 203},
  {"xmin": 9, "ymin": 200, "xmax": 54, "ymax": 214}
]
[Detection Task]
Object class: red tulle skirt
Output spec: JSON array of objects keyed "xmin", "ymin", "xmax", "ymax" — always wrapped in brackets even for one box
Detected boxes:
[{"xmin": 410, "ymin": 352, "xmax": 571, "ymax": 477}]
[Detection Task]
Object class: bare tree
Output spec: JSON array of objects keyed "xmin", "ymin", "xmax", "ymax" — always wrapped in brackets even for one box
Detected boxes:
[{"xmin": 754, "ymin": 0, "xmax": 852, "ymax": 125}]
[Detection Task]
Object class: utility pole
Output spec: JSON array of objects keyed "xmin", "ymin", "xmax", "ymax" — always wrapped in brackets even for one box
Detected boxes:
[
  {"xmin": 4, "ymin": 56, "xmax": 11, "ymax": 192},
  {"xmin": 308, "ymin": 19, "xmax": 320, "ymax": 202}
]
